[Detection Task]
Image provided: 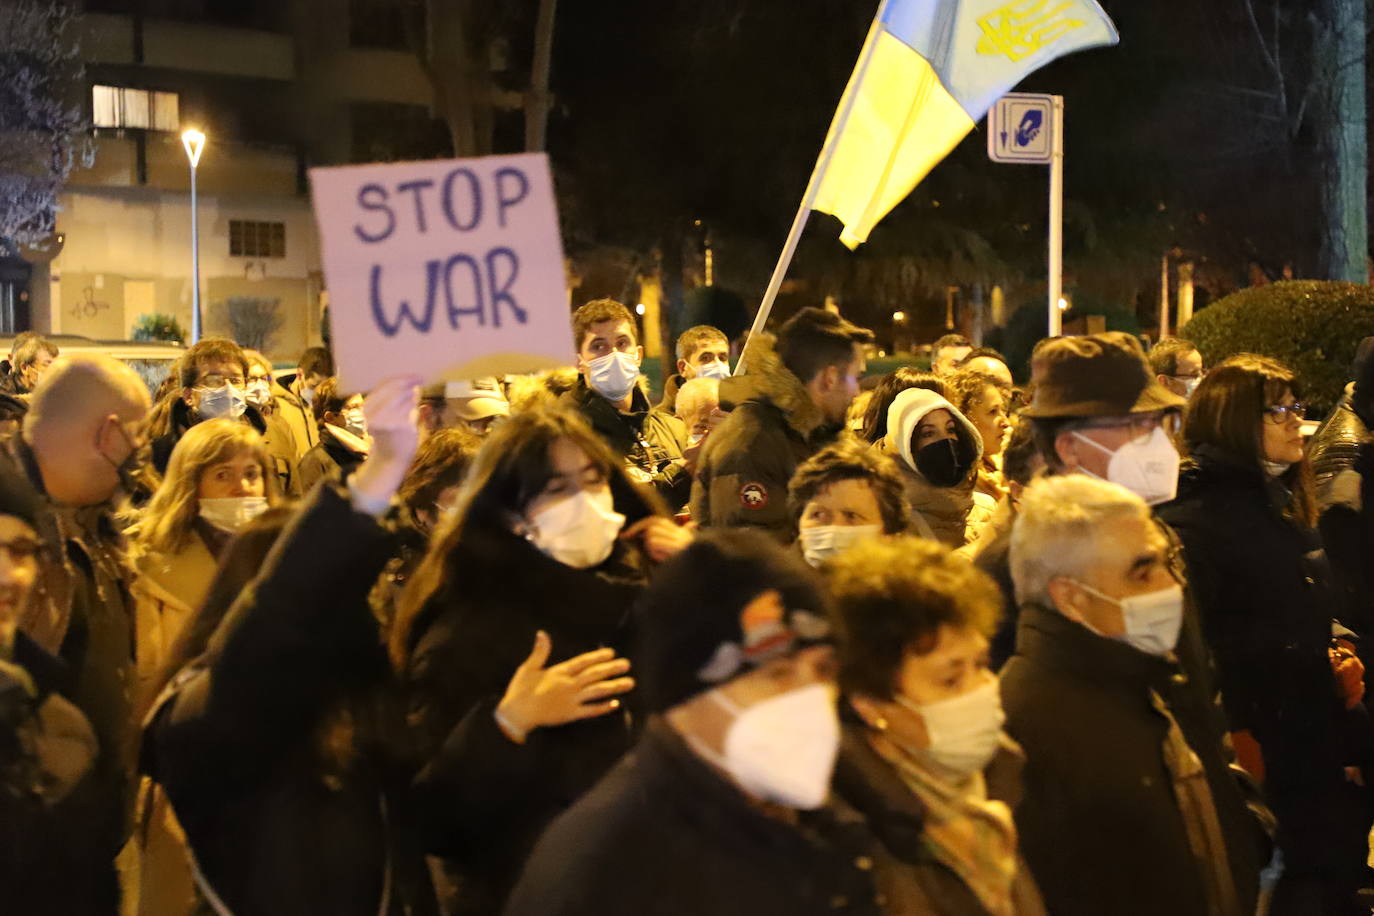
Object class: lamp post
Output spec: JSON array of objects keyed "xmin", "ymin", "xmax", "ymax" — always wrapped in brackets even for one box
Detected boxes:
[{"xmin": 181, "ymin": 128, "xmax": 206, "ymax": 343}]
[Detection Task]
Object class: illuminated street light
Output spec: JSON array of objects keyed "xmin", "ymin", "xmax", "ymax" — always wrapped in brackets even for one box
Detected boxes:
[
  {"xmin": 635, "ymin": 303, "xmax": 647, "ymax": 316},
  {"xmin": 182, "ymin": 128, "xmax": 207, "ymax": 343},
  {"xmin": 892, "ymin": 310, "xmax": 906, "ymax": 322},
  {"xmin": 1057, "ymin": 297, "xmax": 1069, "ymax": 311}
]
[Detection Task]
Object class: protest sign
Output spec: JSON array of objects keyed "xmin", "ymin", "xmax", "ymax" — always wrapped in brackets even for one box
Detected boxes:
[{"xmin": 310, "ymin": 152, "xmax": 572, "ymax": 392}]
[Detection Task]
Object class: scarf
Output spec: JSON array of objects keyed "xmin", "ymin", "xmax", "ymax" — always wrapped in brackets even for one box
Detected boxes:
[{"xmin": 881, "ymin": 738, "xmax": 1019, "ymax": 916}]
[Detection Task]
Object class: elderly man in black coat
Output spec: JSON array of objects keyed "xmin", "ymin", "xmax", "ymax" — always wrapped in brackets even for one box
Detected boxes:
[{"xmin": 1001, "ymin": 474, "xmax": 1269, "ymax": 916}]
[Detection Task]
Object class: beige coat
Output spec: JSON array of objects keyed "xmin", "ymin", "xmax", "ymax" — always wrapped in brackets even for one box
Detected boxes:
[
  {"xmin": 129, "ymin": 536, "xmax": 217, "ymax": 710},
  {"xmin": 123, "ymin": 537, "xmax": 219, "ymax": 916}
]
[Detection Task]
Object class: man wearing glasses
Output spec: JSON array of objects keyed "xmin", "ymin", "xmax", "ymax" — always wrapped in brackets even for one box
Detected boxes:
[
  {"xmin": 150, "ymin": 339, "xmax": 294, "ymax": 494},
  {"xmin": 977, "ymin": 333, "xmax": 1192, "ymax": 668}
]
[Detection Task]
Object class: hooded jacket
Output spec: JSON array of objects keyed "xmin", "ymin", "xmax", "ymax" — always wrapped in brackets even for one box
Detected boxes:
[
  {"xmin": 880, "ymin": 388, "xmax": 994, "ymax": 549},
  {"xmin": 690, "ymin": 334, "xmax": 835, "ymax": 540}
]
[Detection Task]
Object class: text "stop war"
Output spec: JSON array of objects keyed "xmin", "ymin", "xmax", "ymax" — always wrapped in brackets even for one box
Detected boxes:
[{"xmin": 353, "ymin": 166, "xmax": 532, "ymax": 338}]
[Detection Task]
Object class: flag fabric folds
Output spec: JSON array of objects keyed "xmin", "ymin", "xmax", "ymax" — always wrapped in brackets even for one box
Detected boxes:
[{"xmin": 811, "ymin": 0, "xmax": 1118, "ymax": 249}]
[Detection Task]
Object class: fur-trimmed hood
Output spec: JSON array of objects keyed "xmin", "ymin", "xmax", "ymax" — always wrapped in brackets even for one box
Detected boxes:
[{"xmin": 718, "ymin": 333, "xmax": 827, "ymax": 442}]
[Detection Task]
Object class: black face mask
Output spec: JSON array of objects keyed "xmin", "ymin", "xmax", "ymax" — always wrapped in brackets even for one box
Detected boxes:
[{"xmin": 914, "ymin": 438, "xmax": 971, "ymax": 488}]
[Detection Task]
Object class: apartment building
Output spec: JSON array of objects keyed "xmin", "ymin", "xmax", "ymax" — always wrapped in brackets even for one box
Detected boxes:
[{"xmin": 31, "ymin": 0, "xmax": 455, "ymax": 362}]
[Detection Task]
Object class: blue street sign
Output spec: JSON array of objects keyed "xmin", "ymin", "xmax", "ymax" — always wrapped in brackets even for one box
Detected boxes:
[{"xmin": 988, "ymin": 93, "xmax": 1056, "ymax": 164}]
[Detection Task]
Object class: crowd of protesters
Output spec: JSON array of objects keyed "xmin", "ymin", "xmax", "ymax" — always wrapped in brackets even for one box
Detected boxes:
[{"xmin": 3, "ymin": 303, "xmax": 1374, "ymax": 916}]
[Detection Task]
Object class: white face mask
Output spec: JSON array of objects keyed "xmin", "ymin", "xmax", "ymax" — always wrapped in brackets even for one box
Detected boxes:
[
  {"xmin": 1072, "ymin": 425, "xmax": 1180, "ymax": 505},
  {"xmin": 1182, "ymin": 377, "xmax": 1200, "ymax": 398},
  {"xmin": 196, "ymin": 383, "xmax": 247, "ymax": 421},
  {"xmin": 897, "ymin": 678, "xmax": 1005, "ymax": 777},
  {"xmin": 798, "ymin": 524, "xmax": 883, "ymax": 568},
  {"xmin": 343, "ymin": 409, "xmax": 368, "ymax": 440},
  {"xmin": 245, "ymin": 378, "xmax": 272, "ymax": 408},
  {"xmin": 199, "ymin": 496, "xmax": 269, "ymax": 533},
  {"xmin": 702, "ymin": 683, "xmax": 839, "ymax": 809},
  {"xmin": 523, "ymin": 488, "xmax": 626, "ymax": 569},
  {"xmin": 1263, "ymin": 459, "xmax": 1292, "ymax": 478},
  {"xmin": 1072, "ymin": 580, "xmax": 1184, "ymax": 656},
  {"xmin": 695, "ymin": 360, "xmax": 731, "ymax": 381},
  {"xmin": 586, "ymin": 351, "xmax": 641, "ymax": 402}
]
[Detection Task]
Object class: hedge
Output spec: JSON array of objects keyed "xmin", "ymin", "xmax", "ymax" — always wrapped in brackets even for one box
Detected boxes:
[{"xmin": 1180, "ymin": 281, "xmax": 1374, "ymax": 413}]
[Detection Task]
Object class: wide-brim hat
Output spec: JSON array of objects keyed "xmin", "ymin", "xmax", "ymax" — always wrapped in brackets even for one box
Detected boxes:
[{"xmin": 1021, "ymin": 332, "xmax": 1185, "ymax": 419}]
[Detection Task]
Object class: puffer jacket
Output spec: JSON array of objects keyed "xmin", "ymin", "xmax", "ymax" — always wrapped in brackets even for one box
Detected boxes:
[
  {"xmin": 1309, "ymin": 392, "xmax": 1368, "ymax": 512},
  {"xmin": 690, "ymin": 333, "xmax": 836, "ymax": 540}
]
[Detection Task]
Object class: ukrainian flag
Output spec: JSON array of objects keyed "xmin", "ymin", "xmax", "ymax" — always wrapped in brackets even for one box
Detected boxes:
[{"xmin": 811, "ymin": 0, "xmax": 1118, "ymax": 249}]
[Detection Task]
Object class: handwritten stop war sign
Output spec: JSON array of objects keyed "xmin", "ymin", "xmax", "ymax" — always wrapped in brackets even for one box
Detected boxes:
[{"xmin": 310, "ymin": 153, "xmax": 572, "ymax": 392}]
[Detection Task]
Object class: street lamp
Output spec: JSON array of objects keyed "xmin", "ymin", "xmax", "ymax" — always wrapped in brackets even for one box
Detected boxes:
[{"xmin": 181, "ymin": 128, "xmax": 206, "ymax": 343}]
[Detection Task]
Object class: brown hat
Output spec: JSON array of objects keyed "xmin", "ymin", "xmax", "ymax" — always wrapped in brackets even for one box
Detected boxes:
[{"xmin": 1021, "ymin": 332, "xmax": 1185, "ymax": 419}]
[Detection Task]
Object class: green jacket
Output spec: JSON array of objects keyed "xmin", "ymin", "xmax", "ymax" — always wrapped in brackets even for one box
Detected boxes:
[{"xmin": 690, "ymin": 334, "xmax": 834, "ymax": 541}]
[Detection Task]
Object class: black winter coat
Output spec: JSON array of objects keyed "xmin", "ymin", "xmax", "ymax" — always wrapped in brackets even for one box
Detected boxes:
[
  {"xmin": 3, "ymin": 633, "xmax": 101, "ymax": 915},
  {"xmin": 1156, "ymin": 446, "xmax": 1369, "ymax": 877},
  {"xmin": 504, "ymin": 720, "xmax": 887, "ymax": 916},
  {"xmin": 145, "ymin": 485, "xmax": 437, "ymax": 916},
  {"xmin": 1001, "ymin": 604, "xmax": 1268, "ymax": 916},
  {"xmin": 561, "ymin": 377, "xmax": 690, "ymax": 509},
  {"xmin": 402, "ymin": 494, "xmax": 654, "ymax": 914}
]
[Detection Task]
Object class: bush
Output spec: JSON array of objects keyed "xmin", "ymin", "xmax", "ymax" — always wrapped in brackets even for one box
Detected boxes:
[
  {"xmin": 1181, "ymin": 281, "xmax": 1374, "ymax": 413},
  {"xmin": 1001, "ymin": 292, "xmax": 1142, "ymax": 384},
  {"xmin": 131, "ymin": 313, "xmax": 185, "ymax": 344}
]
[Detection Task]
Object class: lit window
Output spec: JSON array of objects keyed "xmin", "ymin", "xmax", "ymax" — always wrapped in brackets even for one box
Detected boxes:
[
  {"xmin": 92, "ymin": 85, "xmax": 180, "ymax": 131},
  {"xmin": 229, "ymin": 220, "xmax": 286, "ymax": 258}
]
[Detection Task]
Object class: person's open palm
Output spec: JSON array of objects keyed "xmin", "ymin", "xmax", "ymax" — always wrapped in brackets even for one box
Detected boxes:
[{"xmin": 495, "ymin": 631, "xmax": 634, "ymax": 743}]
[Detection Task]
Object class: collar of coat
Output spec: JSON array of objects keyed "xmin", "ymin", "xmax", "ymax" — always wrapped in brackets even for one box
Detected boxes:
[
  {"xmin": 1178, "ymin": 443, "xmax": 1293, "ymax": 517},
  {"xmin": 568, "ymin": 375, "xmax": 652, "ymax": 433},
  {"xmin": 718, "ymin": 334, "xmax": 827, "ymax": 442},
  {"xmin": 1013, "ymin": 602, "xmax": 1180, "ymax": 687}
]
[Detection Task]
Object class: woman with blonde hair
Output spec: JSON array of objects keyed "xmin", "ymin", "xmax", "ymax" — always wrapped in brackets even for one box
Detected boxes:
[{"xmin": 129, "ymin": 418, "xmax": 278, "ymax": 704}]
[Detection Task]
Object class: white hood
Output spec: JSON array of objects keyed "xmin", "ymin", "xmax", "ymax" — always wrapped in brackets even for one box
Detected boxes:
[{"xmin": 884, "ymin": 387, "xmax": 983, "ymax": 473}]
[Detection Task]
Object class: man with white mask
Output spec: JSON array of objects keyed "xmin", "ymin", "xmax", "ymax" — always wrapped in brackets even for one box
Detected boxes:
[
  {"xmin": 1001, "ymin": 475, "xmax": 1268, "ymax": 916},
  {"xmin": 506, "ymin": 530, "xmax": 892, "ymax": 916},
  {"xmin": 562, "ymin": 299, "xmax": 692, "ymax": 509},
  {"xmin": 976, "ymin": 332, "xmax": 1196, "ymax": 671}
]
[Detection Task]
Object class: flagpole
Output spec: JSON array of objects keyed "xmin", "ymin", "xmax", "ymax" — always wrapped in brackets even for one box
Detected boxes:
[{"xmin": 734, "ymin": 0, "xmax": 892, "ymax": 375}]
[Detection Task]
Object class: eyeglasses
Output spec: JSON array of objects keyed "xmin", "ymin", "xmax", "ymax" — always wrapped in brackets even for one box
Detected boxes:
[
  {"xmin": 1075, "ymin": 410, "xmax": 1182, "ymax": 442},
  {"xmin": 1263, "ymin": 403, "xmax": 1305, "ymax": 425},
  {"xmin": 198, "ymin": 373, "xmax": 245, "ymax": 390}
]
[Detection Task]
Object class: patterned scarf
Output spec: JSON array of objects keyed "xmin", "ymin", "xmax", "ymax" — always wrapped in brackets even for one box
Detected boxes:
[{"xmin": 882, "ymin": 738, "xmax": 1019, "ymax": 916}]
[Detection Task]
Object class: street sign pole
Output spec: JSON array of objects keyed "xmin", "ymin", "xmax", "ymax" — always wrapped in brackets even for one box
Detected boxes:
[
  {"xmin": 988, "ymin": 92, "xmax": 1064, "ymax": 337},
  {"xmin": 1047, "ymin": 95, "xmax": 1064, "ymax": 338}
]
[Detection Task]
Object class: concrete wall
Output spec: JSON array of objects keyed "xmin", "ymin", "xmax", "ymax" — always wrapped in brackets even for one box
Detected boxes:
[{"xmin": 48, "ymin": 187, "xmax": 323, "ymax": 362}]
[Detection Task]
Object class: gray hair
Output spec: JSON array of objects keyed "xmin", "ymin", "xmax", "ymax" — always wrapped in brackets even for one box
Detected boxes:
[
  {"xmin": 1009, "ymin": 474, "xmax": 1150, "ymax": 608},
  {"xmin": 676, "ymin": 377, "xmax": 720, "ymax": 426}
]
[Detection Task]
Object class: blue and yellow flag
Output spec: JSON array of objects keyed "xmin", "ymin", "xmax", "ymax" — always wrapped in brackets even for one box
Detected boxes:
[{"xmin": 811, "ymin": 0, "xmax": 1118, "ymax": 249}]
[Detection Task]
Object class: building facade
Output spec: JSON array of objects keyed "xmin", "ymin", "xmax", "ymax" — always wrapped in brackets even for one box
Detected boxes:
[{"xmin": 35, "ymin": 0, "xmax": 453, "ymax": 363}]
